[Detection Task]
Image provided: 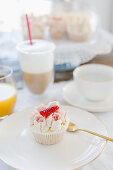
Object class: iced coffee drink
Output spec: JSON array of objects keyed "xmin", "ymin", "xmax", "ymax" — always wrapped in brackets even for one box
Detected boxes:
[{"xmin": 17, "ymin": 40, "xmax": 55, "ymax": 94}]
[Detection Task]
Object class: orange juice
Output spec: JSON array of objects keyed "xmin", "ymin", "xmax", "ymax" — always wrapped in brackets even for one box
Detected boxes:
[{"xmin": 0, "ymin": 83, "xmax": 17, "ymax": 117}]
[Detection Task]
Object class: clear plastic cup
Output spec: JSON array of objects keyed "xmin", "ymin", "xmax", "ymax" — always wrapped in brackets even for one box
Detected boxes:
[{"xmin": 17, "ymin": 39, "xmax": 55, "ymax": 94}]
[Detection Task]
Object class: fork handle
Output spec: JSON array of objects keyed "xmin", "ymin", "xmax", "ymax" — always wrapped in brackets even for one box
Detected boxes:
[{"xmin": 78, "ymin": 129, "xmax": 113, "ymax": 142}]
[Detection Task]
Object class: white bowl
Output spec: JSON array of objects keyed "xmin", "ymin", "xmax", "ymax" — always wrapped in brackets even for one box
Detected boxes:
[{"xmin": 73, "ymin": 64, "xmax": 113, "ymax": 101}]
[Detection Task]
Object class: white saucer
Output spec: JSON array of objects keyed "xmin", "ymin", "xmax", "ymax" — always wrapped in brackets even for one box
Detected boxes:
[
  {"xmin": 62, "ymin": 81, "xmax": 113, "ymax": 112},
  {"xmin": 0, "ymin": 106, "xmax": 107, "ymax": 170}
]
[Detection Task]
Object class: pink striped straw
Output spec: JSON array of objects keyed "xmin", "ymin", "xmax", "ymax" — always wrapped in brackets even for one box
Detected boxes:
[{"xmin": 26, "ymin": 14, "xmax": 32, "ymax": 45}]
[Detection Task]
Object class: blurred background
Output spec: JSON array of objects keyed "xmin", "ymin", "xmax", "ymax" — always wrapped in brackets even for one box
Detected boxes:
[
  {"xmin": 0, "ymin": 0, "xmax": 113, "ymax": 85},
  {"xmin": 0, "ymin": 0, "xmax": 112, "ymax": 32}
]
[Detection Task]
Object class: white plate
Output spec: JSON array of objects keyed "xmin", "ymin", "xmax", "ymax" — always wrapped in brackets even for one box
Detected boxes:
[
  {"xmin": 55, "ymin": 29, "xmax": 113, "ymax": 65},
  {"xmin": 62, "ymin": 81, "xmax": 113, "ymax": 112},
  {"xmin": 0, "ymin": 106, "xmax": 107, "ymax": 170}
]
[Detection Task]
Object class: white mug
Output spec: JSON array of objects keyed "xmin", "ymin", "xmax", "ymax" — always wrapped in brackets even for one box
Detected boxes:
[{"xmin": 73, "ymin": 64, "xmax": 113, "ymax": 101}]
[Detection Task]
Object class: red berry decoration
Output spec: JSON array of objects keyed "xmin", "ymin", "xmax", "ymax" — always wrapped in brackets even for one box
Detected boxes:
[
  {"xmin": 53, "ymin": 17, "xmax": 62, "ymax": 21},
  {"xmin": 40, "ymin": 106, "xmax": 59, "ymax": 118},
  {"xmin": 53, "ymin": 114, "xmax": 60, "ymax": 121}
]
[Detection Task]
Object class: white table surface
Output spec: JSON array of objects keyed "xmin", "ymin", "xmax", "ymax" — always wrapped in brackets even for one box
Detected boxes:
[{"xmin": 0, "ymin": 81, "xmax": 113, "ymax": 170}]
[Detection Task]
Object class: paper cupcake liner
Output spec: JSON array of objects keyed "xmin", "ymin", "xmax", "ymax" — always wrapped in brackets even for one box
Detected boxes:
[
  {"xmin": 32, "ymin": 131, "xmax": 65, "ymax": 145},
  {"xmin": 67, "ymin": 31, "xmax": 91, "ymax": 41},
  {"xmin": 50, "ymin": 29, "xmax": 66, "ymax": 39}
]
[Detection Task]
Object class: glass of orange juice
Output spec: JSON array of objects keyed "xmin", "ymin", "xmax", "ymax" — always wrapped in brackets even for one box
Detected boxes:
[{"xmin": 0, "ymin": 65, "xmax": 17, "ymax": 119}]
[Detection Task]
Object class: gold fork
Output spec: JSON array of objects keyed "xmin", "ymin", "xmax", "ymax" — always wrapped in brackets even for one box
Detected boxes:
[{"xmin": 67, "ymin": 122, "xmax": 113, "ymax": 142}]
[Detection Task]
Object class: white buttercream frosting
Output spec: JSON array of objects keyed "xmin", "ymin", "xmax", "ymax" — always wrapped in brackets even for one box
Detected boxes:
[
  {"xmin": 30, "ymin": 101, "xmax": 69, "ymax": 133},
  {"xmin": 67, "ymin": 11, "xmax": 98, "ymax": 34}
]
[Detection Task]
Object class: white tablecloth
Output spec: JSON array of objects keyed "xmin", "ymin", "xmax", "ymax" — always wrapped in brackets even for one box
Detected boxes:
[{"xmin": 0, "ymin": 81, "xmax": 113, "ymax": 170}]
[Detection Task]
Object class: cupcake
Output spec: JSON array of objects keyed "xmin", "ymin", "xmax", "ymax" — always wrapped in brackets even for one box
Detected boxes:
[
  {"xmin": 66, "ymin": 11, "xmax": 97, "ymax": 41},
  {"xmin": 21, "ymin": 14, "xmax": 46, "ymax": 40},
  {"xmin": 30, "ymin": 101, "xmax": 69, "ymax": 145},
  {"xmin": 48, "ymin": 14, "xmax": 66, "ymax": 39}
]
